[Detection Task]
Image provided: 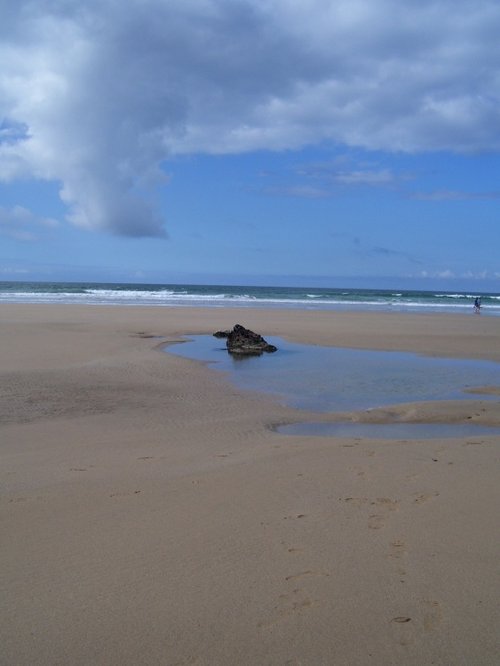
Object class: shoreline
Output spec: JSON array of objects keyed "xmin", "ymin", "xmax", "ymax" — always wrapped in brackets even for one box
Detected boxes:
[
  {"xmin": 1, "ymin": 304, "xmax": 499, "ymax": 665},
  {"xmin": 3, "ymin": 301, "xmax": 500, "ymax": 360}
]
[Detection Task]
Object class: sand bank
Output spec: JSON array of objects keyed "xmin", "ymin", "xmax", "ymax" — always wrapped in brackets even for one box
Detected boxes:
[{"xmin": 1, "ymin": 304, "xmax": 499, "ymax": 665}]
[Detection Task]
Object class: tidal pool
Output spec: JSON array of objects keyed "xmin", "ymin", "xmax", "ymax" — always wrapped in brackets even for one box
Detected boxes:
[{"xmin": 166, "ymin": 335, "xmax": 500, "ymax": 438}]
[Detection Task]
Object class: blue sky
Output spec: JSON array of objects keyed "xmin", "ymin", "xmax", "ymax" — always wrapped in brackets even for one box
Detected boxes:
[{"xmin": 1, "ymin": 0, "xmax": 499, "ymax": 290}]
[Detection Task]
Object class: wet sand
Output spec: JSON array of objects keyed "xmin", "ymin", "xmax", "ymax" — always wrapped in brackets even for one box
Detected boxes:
[{"xmin": 1, "ymin": 304, "xmax": 499, "ymax": 665}]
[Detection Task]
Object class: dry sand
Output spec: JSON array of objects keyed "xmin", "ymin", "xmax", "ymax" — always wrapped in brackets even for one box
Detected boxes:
[{"xmin": 1, "ymin": 304, "xmax": 499, "ymax": 665}]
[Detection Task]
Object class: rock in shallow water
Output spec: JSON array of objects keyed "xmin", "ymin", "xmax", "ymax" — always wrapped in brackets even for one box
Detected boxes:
[{"xmin": 213, "ymin": 324, "xmax": 278, "ymax": 355}]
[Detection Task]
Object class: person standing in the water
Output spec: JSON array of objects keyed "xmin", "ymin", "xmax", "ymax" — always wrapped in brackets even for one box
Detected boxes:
[{"xmin": 474, "ymin": 297, "xmax": 481, "ymax": 313}]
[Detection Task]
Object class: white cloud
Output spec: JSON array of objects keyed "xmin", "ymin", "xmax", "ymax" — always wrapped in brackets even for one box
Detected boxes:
[
  {"xmin": 332, "ymin": 169, "xmax": 396, "ymax": 186},
  {"xmin": 260, "ymin": 185, "xmax": 331, "ymax": 198},
  {"xmin": 418, "ymin": 268, "xmax": 497, "ymax": 280},
  {"xmin": 0, "ymin": 205, "xmax": 59, "ymax": 241},
  {"xmin": 0, "ymin": 266, "xmax": 30, "ymax": 275},
  {"xmin": 1, "ymin": 0, "xmax": 499, "ymax": 236},
  {"xmin": 412, "ymin": 190, "xmax": 500, "ymax": 200}
]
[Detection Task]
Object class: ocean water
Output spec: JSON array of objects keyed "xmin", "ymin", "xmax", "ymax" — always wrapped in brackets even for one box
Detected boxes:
[{"xmin": 1, "ymin": 280, "xmax": 499, "ymax": 314}]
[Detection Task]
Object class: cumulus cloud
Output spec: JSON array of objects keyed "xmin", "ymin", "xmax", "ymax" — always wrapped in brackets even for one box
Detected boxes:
[{"xmin": 1, "ymin": 0, "xmax": 499, "ymax": 236}]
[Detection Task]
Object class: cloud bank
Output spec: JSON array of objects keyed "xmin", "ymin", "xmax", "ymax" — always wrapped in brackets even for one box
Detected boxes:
[{"xmin": 1, "ymin": 0, "xmax": 499, "ymax": 236}]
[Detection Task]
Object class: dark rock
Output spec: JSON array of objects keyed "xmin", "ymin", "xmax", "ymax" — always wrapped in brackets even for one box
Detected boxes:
[
  {"xmin": 215, "ymin": 324, "xmax": 277, "ymax": 355},
  {"xmin": 213, "ymin": 330, "xmax": 230, "ymax": 338}
]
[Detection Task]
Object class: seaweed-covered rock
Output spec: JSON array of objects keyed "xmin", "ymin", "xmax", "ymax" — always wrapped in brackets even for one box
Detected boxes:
[{"xmin": 214, "ymin": 324, "xmax": 277, "ymax": 355}]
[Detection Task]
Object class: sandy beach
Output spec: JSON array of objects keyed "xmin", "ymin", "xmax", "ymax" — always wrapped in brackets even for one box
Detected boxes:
[{"xmin": 1, "ymin": 304, "xmax": 499, "ymax": 665}]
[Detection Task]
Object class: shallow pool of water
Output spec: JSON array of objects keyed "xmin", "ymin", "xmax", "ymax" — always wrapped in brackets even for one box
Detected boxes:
[
  {"xmin": 166, "ymin": 335, "xmax": 499, "ymax": 413},
  {"xmin": 277, "ymin": 421, "xmax": 500, "ymax": 439}
]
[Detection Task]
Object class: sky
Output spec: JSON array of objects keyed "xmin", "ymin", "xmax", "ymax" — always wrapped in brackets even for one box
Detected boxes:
[{"xmin": 1, "ymin": 0, "xmax": 500, "ymax": 290}]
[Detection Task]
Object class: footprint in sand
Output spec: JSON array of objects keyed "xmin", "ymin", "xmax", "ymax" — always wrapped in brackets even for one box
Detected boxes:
[
  {"xmin": 413, "ymin": 491, "xmax": 440, "ymax": 504},
  {"xmin": 284, "ymin": 570, "xmax": 330, "ymax": 582},
  {"xmin": 257, "ymin": 588, "xmax": 315, "ymax": 629},
  {"xmin": 389, "ymin": 539, "xmax": 407, "ymax": 560},
  {"xmin": 109, "ymin": 490, "xmax": 142, "ymax": 498},
  {"xmin": 388, "ymin": 540, "xmax": 408, "ymax": 578},
  {"xmin": 423, "ymin": 599, "xmax": 442, "ymax": 631},
  {"xmin": 283, "ymin": 513, "xmax": 307, "ymax": 521},
  {"xmin": 389, "ymin": 614, "xmax": 415, "ymax": 646},
  {"xmin": 368, "ymin": 514, "xmax": 386, "ymax": 530},
  {"xmin": 368, "ymin": 497, "xmax": 400, "ymax": 529},
  {"xmin": 280, "ymin": 540, "xmax": 303, "ymax": 555},
  {"xmin": 281, "ymin": 540, "xmax": 304, "ymax": 554},
  {"xmin": 373, "ymin": 497, "xmax": 399, "ymax": 509},
  {"xmin": 390, "ymin": 599, "xmax": 442, "ymax": 647},
  {"xmin": 340, "ymin": 496, "xmax": 400, "ymax": 529},
  {"xmin": 347, "ymin": 464, "xmax": 368, "ymax": 478},
  {"xmin": 341, "ymin": 496, "xmax": 368, "ymax": 507}
]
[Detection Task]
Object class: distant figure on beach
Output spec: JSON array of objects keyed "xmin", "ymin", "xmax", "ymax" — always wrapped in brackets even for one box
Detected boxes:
[{"xmin": 474, "ymin": 297, "xmax": 481, "ymax": 314}]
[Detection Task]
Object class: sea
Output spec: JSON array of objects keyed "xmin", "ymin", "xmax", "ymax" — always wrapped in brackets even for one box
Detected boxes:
[{"xmin": 0, "ymin": 280, "xmax": 499, "ymax": 315}]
